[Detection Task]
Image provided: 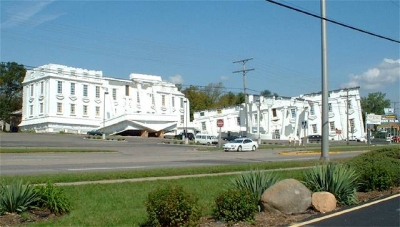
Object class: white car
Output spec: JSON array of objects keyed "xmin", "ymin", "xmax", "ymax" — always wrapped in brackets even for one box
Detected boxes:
[{"xmin": 223, "ymin": 138, "xmax": 258, "ymax": 152}]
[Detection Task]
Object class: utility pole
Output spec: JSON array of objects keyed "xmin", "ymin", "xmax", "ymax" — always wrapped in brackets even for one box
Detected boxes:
[
  {"xmin": 346, "ymin": 88, "xmax": 349, "ymax": 145},
  {"xmin": 320, "ymin": 0, "xmax": 329, "ymax": 161},
  {"xmin": 233, "ymin": 58, "xmax": 254, "ymax": 135}
]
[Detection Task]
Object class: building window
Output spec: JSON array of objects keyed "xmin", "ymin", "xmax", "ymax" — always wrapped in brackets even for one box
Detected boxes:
[
  {"xmin": 29, "ymin": 105, "xmax": 33, "ymax": 116},
  {"xmin": 112, "ymin": 88, "xmax": 117, "ymax": 100},
  {"xmin": 272, "ymin": 108, "xmax": 277, "ymax": 117},
  {"xmin": 162, "ymin": 95, "xmax": 165, "ymax": 107},
  {"xmin": 312, "ymin": 124, "xmax": 317, "ymax": 133},
  {"xmin": 152, "ymin": 94, "xmax": 155, "ymax": 105},
  {"xmin": 30, "ymin": 84, "xmax": 34, "ymax": 96},
  {"xmin": 137, "ymin": 91, "xmax": 140, "ymax": 103},
  {"xmin": 71, "ymin": 70, "xmax": 76, "ymax": 77},
  {"xmin": 70, "ymin": 83, "xmax": 75, "ymax": 95},
  {"xmin": 83, "ymin": 85, "xmax": 88, "ymax": 97},
  {"xmin": 291, "ymin": 109, "xmax": 296, "ymax": 118},
  {"xmin": 310, "ymin": 105, "xmax": 315, "ymax": 115},
  {"xmin": 96, "ymin": 86, "xmax": 100, "ymax": 98},
  {"xmin": 217, "ymin": 109, "xmax": 222, "ymax": 114},
  {"xmin": 254, "ymin": 113, "xmax": 258, "ymax": 121},
  {"xmin": 328, "ymin": 103, "xmax": 332, "ymax": 112},
  {"xmin": 172, "ymin": 97, "xmax": 175, "ymax": 107},
  {"xmin": 201, "ymin": 122, "xmax": 207, "ymax": 131},
  {"xmin": 200, "ymin": 112, "xmax": 205, "ymax": 117},
  {"xmin": 57, "ymin": 68, "xmax": 62, "ymax": 74},
  {"xmin": 349, "ymin": 119, "xmax": 355, "ymax": 132},
  {"xmin": 83, "ymin": 105, "xmax": 88, "ymax": 116},
  {"xmin": 40, "ymin": 81, "xmax": 44, "ymax": 94},
  {"xmin": 57, "ymin": 102, "xmax": 62, "ymax": 114},
  {"xmin": 348, "ymin": 100, "xmax": 352, "ymax": 109},
  {"xmin": 125, "ymin": 85, "xmax": 129, "ymax": 96},
  {"xmin": 57, "ymin": 81, "xmax": 62, "ymax": 94},
  {"xmin": 180, "ymin": 98, "xmax": 183, "ymax": 108},
  {"xmin": 70, "ymin": 104, "xmax": 75, "ymax": 115},
  {"xmin": 95, "ymin": 106, "xmax": 100, "ymax": 116},
  {"xmin": 237, "ymin": 117, "xmax": 240, "ymax": 126},
  {"xmin": 180, "ymin": 114, "xmax": 184, "ymax": 123},
  {"xmin": 329, "ymin": 121, "xmax": 335, "ymax": 131},
  {"xmin": 39, "ymin": 103, "xmax": 43, "ymax": 114}
]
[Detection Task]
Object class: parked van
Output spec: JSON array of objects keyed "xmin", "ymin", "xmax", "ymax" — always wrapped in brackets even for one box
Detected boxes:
[{"xmin": 195, "ymin": 134, "xmax": 218, "ymax": 145}]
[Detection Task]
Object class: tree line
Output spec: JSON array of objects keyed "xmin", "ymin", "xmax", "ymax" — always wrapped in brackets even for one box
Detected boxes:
[{"xmin": 0, "ymin": 61, "xmax": 393, "ymax": 127}]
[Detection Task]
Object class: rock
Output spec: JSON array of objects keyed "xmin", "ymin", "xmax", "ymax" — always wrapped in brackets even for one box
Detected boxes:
[
  {"xmin": 260, "ymin": 178, "xmax": 311, "ymax": 214},
  {"xmin": 312, "ymin": 192, "xmax": 337, "ymax": 213}
]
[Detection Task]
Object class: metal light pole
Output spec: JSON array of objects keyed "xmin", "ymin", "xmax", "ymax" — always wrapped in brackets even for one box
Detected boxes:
[
  {"xmin": 257, "ymin": 99, "xmax": 261, "ymax": 145},
  {"xmin": 102, "ymin": 91, "xmax": 109, "ymax": 140},
  {"xmin": 184, "ymin": 99, "xmax": 188, "ymax": 144}
]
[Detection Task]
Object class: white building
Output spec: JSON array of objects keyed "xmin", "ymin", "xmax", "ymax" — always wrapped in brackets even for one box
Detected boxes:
[
  {"xmin": 193, "ymin": 87, "xmax": 364, "ymax": 141},
  {"xmin": 19, "ymin": 64, "xmax": 189, "ymax": 137}
]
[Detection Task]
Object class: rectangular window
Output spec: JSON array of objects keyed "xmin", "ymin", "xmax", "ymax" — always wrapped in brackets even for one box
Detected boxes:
[
  {"xmin": 83, "ymin": 105, "xmax": 88, "ymax": 116},
  {"xmin": 200, "ymin": 112, "xmax": 205, "ymax": 117},
  {"xmin": 125, "ymin": 85, "xmax": 129, "ymax": 96},
  {"xmin": 113, "ymin": 88, "xmax": 117, "ymax": 100},
  {"xmin": 29, "ymin": 105, "xmax": 33, "ymax": 116},
  {"xmin": 40, "ymin": 81, "xmax": 44, "ymax": 94},
  {"xmin": 83, "ymin": 85, "xmax": 88, "ymax": 97},
  {"xmin": 312, "ymin": 124, "xmax": 317, "ymax": 133},
  {"xmin": 180, "ymin": 98, "xmax": 183, "ymax": 108},
  {"xmin": 172, "ymin": 97, "xmax": 175, "ymax": 107},
  {"xmin": 70, "ymin": 83, "xmax": 75, "ymax": 95},
  {"xmin": 57, "ymin": 81, "xmax": 62, "ymax": 94},
  {"xmin": 39, "ymin": 103, "xmax": 43, "ymax": 114},
  {"xmin": 310, "ymin": 105, "xmax": 315, "ymax": 115},
  {"xmin": 70, "ymin": 104, "xmax": 75, "ymax": 115},
  {"xmin": 71, "ymin": 70, "xmax": 76, "ymax": 77},
  {"xmin": 201, "ymin": 122, "xmax": 207, "ymax": 131},
  {"xmin": 152, "ymin": 94, "xmax": 155, "ymax": 105},
  {"xmin": 217, "ymin": 109, "xmax": 222, "ymax": 114},
  {"xmin": 254, "ymin": 113, "xmax": 258, "ymax": 121},
  {"xmin": 95, "ymin": 106, "xmax": 100, "ymax": 116},
  {"xmin": 272, "ymin": 108, "xmax": 277, "ymax": 117},
  {"xmin": 329, "ymin": 121, "xmax": 335, "ymax": 131},
  {"xmin": 162, "ymin": 95, "xmax": 165, "ymax": 107},
  {"xmin": 57, "ymin": 68, "xmax": 62, "ymax": 74},
  {"xmin": 57, "ymin": 102, "xmax": 62, "ymax": 114},
  {"xmin": 291, "ymin": 109, "xmax": 296, "ymax": 118},
  {"xmin": 237, "ymin": 117, "xmax": 240, "ymax": 126},
  {"xmin": 96, "ymin": 86, "xmax": 100, "ymax": 98},
  {"xmin": 328, "ymin": 103, "xmax": 332, "ymax": 112},
  {"xmin": 180, "ymin": 115, "xmax": 184, "ymax": 123},
  {"xmin": 348, "ymin": 100, "xmax": 352, "ymax": 109},
  {"xmin": 30, "ymin": 84, "xmax": 34, "ymax": 96},
  {"xmin": 349, "ymin": 119, "xmax": 355, "ymax": 132}
]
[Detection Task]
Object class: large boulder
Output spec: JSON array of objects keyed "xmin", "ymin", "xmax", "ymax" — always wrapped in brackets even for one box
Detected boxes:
[
  {"xmin": 312, "ymin": 192, "xmax": 337, "ymax": 213},
  {"xmin": 260, "ymin": 178, "xmax": 311, "ymax": 214}
]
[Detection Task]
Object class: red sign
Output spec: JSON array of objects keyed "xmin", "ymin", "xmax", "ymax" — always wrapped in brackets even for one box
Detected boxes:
[
  {"xmin": 336, "ymin": 129, "xmax": 342, "ymax": 134},
  {"xmin": 217, "ymin": 119, "xmax": 224, "ymax": 127}
]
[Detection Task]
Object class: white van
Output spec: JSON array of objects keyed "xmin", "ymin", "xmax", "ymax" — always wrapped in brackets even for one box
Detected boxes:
[{"xmin": 195, "ymin": 134, "xmax": 218, "ymax": 145}]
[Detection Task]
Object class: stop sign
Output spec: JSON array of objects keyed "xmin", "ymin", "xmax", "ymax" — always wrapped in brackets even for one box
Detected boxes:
[{"xmin": 217, "ymin": 119, "xmax": 224, "ymax": 127}]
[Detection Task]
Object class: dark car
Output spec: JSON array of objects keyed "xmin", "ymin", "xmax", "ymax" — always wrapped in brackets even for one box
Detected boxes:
[
  {"xmin": 174, "ymin": 132, "xmax": 195, "ymax": 140},
  {"xmin": 307, "ymin": 135, "xmax": 322, "ymax": 143},
  {"xmin": 222, "ymin": 135, "xmax": 240, "ymax": 141},
  {"xmin": 87, "ymin": 130, "xmax": 103, "ymax": 136}
]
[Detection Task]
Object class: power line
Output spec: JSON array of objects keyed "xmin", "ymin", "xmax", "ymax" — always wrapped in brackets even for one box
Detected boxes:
[{"xmin": 266, "ymin": 0, "xmax": 400, "ymax": 44}]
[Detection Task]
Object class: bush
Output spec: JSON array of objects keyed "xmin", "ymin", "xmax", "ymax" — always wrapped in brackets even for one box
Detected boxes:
[
  {"xmin": 0, "ymin": 180, "xmax": 40, "ymax": 214},
  {"xmin": 231, "ymin": 170, "xmax": 280, "ymax": 204},
  {"xmin": 213, "ymin": 189, "xmax": 258, "ymax": 224},
  {"xmin": 347, "ymin": 147, "xmax": 400, "ymax": 192},
  {"xmin": 145, "ymin": 185, "xmax": 200, "ymax": 227},
  {"xmin": 35, "ymin": 183, "xmax": 71, "ymax": 215},
  {"xmin": 303, "ymin": 163, "xmax": 359, "ymax": 205}
]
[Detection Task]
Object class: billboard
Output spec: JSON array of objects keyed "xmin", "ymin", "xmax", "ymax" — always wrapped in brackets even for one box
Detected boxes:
[
  {"xmin": 384, "ymin": 108, "xmax": 394, "ymax": 115},
  {"xmin": 366, "ymin": 114, "xmax": 382, "ymax": 125}
]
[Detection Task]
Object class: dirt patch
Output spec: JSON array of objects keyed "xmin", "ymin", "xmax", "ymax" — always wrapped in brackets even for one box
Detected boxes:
[{"xmin": 1, "ymin": 187, "xmax": 399, "ymax": 227}]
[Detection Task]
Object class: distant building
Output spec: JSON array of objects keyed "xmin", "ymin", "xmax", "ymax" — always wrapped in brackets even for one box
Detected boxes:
[
  {"xmin": 19, "ymin": 64, "xmax": 189, "ymax": 136},
  {"xmin": 193, "ymin": 87, "xmax": 364, "ymax": 141}
]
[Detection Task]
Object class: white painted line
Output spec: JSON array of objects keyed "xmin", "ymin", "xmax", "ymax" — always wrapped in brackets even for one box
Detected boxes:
[
  {"xmin": 290, "ymin": 193, "xmax": 400, "ymax": 227},
  {"xmin": 68, "ymin": 166, "xmax": 145, "ymax": 171}
]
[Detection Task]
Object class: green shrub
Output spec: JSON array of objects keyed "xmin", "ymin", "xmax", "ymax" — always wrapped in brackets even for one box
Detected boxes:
[
  {"xmin": 145, "ymin": 185, "xmax": 200, "ymax": 227},
  {"xmin": 212, "ymin": 189, "xmax": 258, "ymax": 224},
  {"xmin": 231, "ymin": 170, "xmax": 280, "ymax": 204},
  {"xmin": 347, "ymin": 147, "xmax": 400, "ymax": 192},
  {"xmin": 35, "ymin": 183, "xmax": 71, "ymax": 214},
  {"xmin": 0, "ymin": 180, "xmax": 40, "ymax": 214},
  {"xmin": 303, "ymin": 163, "xmax": 359, "ymax": 205}
]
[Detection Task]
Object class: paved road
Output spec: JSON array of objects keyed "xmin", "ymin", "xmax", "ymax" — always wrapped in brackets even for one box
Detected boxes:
[
  {"xmin": 296, "ymin": 194, "xmax": 400, "ymax": 227},
  {"xmin": 0, "ymin": 133, "xmax": 365, "ymax": 175}
]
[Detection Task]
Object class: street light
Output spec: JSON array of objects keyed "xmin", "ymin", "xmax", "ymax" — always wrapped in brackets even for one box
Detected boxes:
[
  {"xmin": 184, "ymin": 99, "xmax": 188, "ymax": 144},
  {"xmin": 102, "ymin": 91, "xmax": 109, "ymax": 140}
]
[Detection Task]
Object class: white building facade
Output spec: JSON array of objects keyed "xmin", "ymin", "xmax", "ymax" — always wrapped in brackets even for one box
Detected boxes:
[
  {"xmin": 19, "ymin": 64, "xmax": 189, "ymax": 136},
  {"xmin": 193, "ymin": 87, "xmax": 364, "ymax": 141}
]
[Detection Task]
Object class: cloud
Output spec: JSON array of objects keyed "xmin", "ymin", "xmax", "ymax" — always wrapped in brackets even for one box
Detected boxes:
[
  {"xmin": 220, "ymin": 75, "xmax": 229, "ymax": 81},
  {"xmin": 1, "ymin": 0, "xmax": 62, "ymax": 29},
  {"xmin": 341, "ymin": 58, "xmax": 400, "ymax": 90},
  {"xmin": 168, "ymin": 74, "xmax": 184, "ymax": 84}
]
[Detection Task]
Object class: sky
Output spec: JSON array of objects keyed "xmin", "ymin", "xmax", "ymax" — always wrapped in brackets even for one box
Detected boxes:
[{"xmin": 1, "ymin": 0, "xmax": 399, "ymax": 108}]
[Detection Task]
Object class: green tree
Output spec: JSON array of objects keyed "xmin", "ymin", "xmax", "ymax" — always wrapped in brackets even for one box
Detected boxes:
[
  {"xmin": 260, "ymin": 89, "xmax": 278, "ymax": 98},
  {"xmin": 361, "ymin": 92, "xmax": 391, "ymax": 115},
  {"xmin": 0, "ymin": 62, "xmax": 26, "ymax": 124}
]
